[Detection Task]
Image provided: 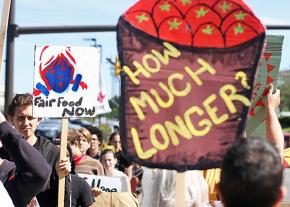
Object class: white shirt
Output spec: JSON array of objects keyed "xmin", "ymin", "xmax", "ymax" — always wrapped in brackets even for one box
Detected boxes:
[{"xmin": 0, "ymin": 180, "xmax": 14, "ymax": 207}]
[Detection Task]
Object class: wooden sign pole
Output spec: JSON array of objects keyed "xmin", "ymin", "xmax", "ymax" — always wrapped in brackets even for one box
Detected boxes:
[
  {"xmin": 175, "ymin": 171, "xmax": 186, "ymax": 207},
  {"xmin": 0, "ymin": 0, "xmax": 11, "ymax": 73},
  {"xmin": 57, "ymin": 118, "xmax": 68, "ymax": 207}
]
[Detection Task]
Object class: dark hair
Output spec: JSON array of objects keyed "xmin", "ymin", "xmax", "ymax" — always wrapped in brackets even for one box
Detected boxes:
[
  {"xmin": 113, "ymin": 125, "xmax": 119, "ymax": 132},
  {"xmin": 85, "ymin": 125, "xmax": 103, "ymax": 143},
  {"xmin": 7, "ymin": 93, "xmax": 33, "ymax": 117},
  {"xmin": 109, "ymin": 131, "xmax": 120, "ymax": 144},
  {"xmin": 51, "ymin": 140, "xmax": 76, "ymax": 174},
  {"xmin": 66, "ymin": 144, "xmax": 76, "ymax": 174},
  {"xmin": 220, "ymin": 138, "xmax": 283, "ymax": 207}
]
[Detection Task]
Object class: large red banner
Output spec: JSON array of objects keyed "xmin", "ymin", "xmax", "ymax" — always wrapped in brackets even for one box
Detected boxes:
[{"xmin": 117, "ymin": 0, "xmax": 265, "ymax": 170}]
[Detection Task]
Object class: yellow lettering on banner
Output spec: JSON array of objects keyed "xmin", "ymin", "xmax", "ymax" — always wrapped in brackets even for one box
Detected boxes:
[
  {"xmin": 123, "ymin": 61, "xmax": 151, "ymax": 85},
  {"xmin": 203, "ymin": 94, "xmax": 229, "ymax": 125},
  {"xmin": 220, "ymin": 84, "xmax": 251, "ymax": 113},
  {"xmin": 131, "ymin": 127, "xmax": 157, "ymax": 159},
  {"xmin": 184, "ymin": 106, "xmax": 212, "ymax": 136},
  {"xmin": 168, "ymin": 73, "xmax": 191, "ymax": 97},
  {"xmin": 185, "ymin": 58, "xmax": 216, "ymax": 86},
  {"xmin": 124, "ymin": 42, "xmax": 181, "ymax": 85},
  {"xmin": 165, "ymin": 116, "xmax": 192, "ymax": 146},
  {"xmin": 150, "ymin": 83, "xmax": 174, "ymax": 109},
  {"xmin": 130, "ymin": 92, "xmax": 159, "ymax": 121},
  {"xmin": 150, "ymin": 124, "xmax": 170, "ymax": 150},
  {"xmin": 151, "ymin": 42, "xmax": 181, "ymax": 65},
  {"xmin": 142, "ymin": 54, "xmax": 161, "ymax": 73}
]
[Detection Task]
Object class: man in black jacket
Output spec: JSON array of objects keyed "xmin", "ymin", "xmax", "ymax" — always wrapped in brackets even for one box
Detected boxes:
[
  {"xmin": 6, "ymin": 93, "xmax": 70, "ymax": 207},
  {"xmin": 0, "ymin": 111, "xmax": 51, "ymax": 206}
]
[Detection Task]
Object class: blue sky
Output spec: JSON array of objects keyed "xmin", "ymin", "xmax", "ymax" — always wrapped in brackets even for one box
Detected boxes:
[{"xmin": 1, "ymin": 0, "xmax": 290, "ymax": 98}]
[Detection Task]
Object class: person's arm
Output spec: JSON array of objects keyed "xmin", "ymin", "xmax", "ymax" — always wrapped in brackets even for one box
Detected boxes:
[
  {"xmin": 265, "ymin": 84, "xmax": 284, "ymax": 157},
  {"xmin": 0, "ymin": 112, "xmax": 51, "ymax": 206},
  {"xmin": 125, "ymin": 165, "xmax": 133, "ymax": 180},
  {"xmin": 75, "ymin": 175, "xmax": 95, "ymax": 207}
]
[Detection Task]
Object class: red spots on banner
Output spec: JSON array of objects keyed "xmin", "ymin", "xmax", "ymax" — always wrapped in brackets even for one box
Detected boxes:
[
  {"xmin": 255, "ymin": 99, "xmax": 264, "ymax": 107},
  {"xmin": 263, "ymin": 52, "xmax": 272, "ymax": 61},
  {"xmin": 267, "ymin": 64, "xmax": 275, "ymax": 72},
  {"xmin": 249, "ymin": 107, "xmax": 255, "ymax": 116},
  {"xmin": 262, "ymin": 88, "xmax": 269, "ymax": 96},
  {"xmin": 266, "ymin": 75, "xmax": 274, "ymax": 84},
  {"xmin": 97, "ymin": 92, "xmax": 106, "ymax": 103}
]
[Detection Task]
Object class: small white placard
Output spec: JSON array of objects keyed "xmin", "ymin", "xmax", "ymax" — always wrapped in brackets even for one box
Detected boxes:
[
  {"xmin": 33, "ymin": 46, "xmax": 100, "ymax": 118},
  {"xmin": 78, "ymin": 173, "xmax": 129, "ymax": 192}
]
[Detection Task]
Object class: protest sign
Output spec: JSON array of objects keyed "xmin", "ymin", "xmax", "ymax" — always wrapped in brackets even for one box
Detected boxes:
[
  {"xmin": 0, "ymin": 0, "xmax": 11, "ymax": 74},
  {"xmin": 95, "ymin": 58, "xmax": 111, "ymax": 115},
  {"xmin": 118, "ymin": 0, "xmax": 266, "ymax": 170},
  {"xmin": 32, "ymin": 46, "xmax": 101, "ymax": 206},
  {"xmin": 33, "ymin": 46, "xmax": 100, "ymax": 118},
  {"xmin": 246, "ymin": 35, "xmax": 284, "ymax": 137},
  {"xmin": 78, "ymin": 173, "xmax": 129, "ymax": 192}
]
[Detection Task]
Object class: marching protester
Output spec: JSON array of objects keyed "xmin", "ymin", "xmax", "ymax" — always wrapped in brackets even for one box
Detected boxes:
[
  {"xmin": 55, "ymin": 144, "xmax": 95, "ymax": 207},
  {"xmin": 109, "ymin": 131, "xmax": 143, "ymax": 194},
  {"xmin": 100, "ymin": 147, "xmax": 131, "ymax": 186},
  {"xmin": 66, "ymin": 128, "xmax": 104, "ymax": 175},
  {"xmin": 109, "ymin": 131, "xmax": 133, "ymax": 178},
  {"xmin": 0, "ymin": 111, "xmax": 51, "ymax": 206},
  {"xmin": 85, "ymin": 125, "xmax": 103, "ymax": 160},
  {"xmin": 6, "ymin": 93, "xmax": 70, "ymax": 207},
  {"xmin": 92, "ymin": 146, "xmax": 139, "ymax": 207}
]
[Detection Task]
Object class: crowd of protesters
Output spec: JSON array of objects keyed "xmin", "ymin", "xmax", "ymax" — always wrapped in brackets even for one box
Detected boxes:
[{"xmin": 0, "ymin": 84, "xmax": 287, "ymax": 207}]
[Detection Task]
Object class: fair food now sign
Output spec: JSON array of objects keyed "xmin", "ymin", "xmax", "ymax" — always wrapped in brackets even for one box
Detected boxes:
[{"xmin": 33, "ymin": 46, "xmax": 101, "ymax": 118}]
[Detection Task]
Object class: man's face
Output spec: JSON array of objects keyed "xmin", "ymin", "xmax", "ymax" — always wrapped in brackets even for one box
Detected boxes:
[{"xmin": 9, "ymin": 105, "xmax": 40, "ymax": 140}]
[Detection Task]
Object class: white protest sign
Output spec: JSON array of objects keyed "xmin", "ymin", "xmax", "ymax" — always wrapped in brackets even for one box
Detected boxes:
[
  {"xmin": 33, "ymin": 46, "xmax": 100, "ymax": 118},
  {"xmin": 78, "ymin": 173, "xmax": 129, "ymax": 192},
  {"xmin": 95, "ymin": 53, "xmax": 111, "ymax": 115}
]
